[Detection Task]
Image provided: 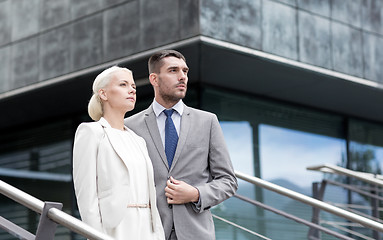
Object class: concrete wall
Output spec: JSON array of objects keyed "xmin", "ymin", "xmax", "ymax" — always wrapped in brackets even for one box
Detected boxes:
[
  {"xmin": 0, "ymin": 0, "xmax": 382, "ymax": 94},
  {"xmin": 200, "ymin": 0, "xmax": 383, "ymax": 83},
  {"xmin": 0, "ymin": 0, "xmax": 198, "ymax": 93}
]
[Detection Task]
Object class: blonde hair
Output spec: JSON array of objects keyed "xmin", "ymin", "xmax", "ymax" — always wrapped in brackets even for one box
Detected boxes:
[{"xmin": 88, "ymin": 66, "xmax": 132, "ymax": 121}]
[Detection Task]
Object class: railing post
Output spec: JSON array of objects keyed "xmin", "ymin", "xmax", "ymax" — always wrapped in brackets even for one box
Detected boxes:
[
  {"xmin": 0, "ymin": 180, "xmax": 114, "ymax": 240},
  {"xmin": 370, "ymin": 184, "xmax": 380, "ymax": 240},
  {"xmin": 35, "ymin": 201, "xmax": 63, "ymax": 240},
  {"xmin": 308, "ymin": 180, "xmax": 327, "ymax": 239}
]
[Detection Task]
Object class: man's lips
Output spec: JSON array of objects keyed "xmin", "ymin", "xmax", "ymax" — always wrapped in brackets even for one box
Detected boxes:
[{"xmin": 176, "ymin": 84, "xmax": 186, "ymax": 89}]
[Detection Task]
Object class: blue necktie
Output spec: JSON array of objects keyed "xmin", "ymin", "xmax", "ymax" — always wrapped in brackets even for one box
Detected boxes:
[{"xmin": 164, "ymin": 109, "xmax": 178, "ymax": 168}]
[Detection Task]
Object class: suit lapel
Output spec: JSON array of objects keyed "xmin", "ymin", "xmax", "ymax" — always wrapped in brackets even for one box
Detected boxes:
[
  {"xmin": 144, "ymin": 106, "xmax": 169, "ymax": 169},
  {"xmin": 170, "ymin": 104, "xmax": 191, "ymax": 171}
]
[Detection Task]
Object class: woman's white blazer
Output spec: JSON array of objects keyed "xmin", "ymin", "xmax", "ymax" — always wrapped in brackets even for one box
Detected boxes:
[{"xmin": 72, "ymin": 118, "xmax": 160, "ymax": 232}]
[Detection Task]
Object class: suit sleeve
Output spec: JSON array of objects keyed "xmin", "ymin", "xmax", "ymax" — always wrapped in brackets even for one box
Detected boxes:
[
  {"xmin": 196, "ymin": 114, "xmax": 238, "ymax": 213},
  {"xmin": 72, "ymin": 123, "xmax": 104, "ymax": 231}
]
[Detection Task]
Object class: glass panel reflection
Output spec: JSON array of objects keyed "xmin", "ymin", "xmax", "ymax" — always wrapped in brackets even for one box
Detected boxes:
[
  {"xmin": 347, "ymin": 119, "xmax": 383, "ymax": 237},
  {"xmin": 259, "ymin": 124, "xmax": 346, "ymax": 239},
  {"xmin": 259, "ymin": 124, "xmax": 345, "ymax": 191},
  {"xmin": 213, "ymin": 121, "xmax": 258, "ymax": 239},
  {"xmin": 202, "ymin": 88, "xmax": 352, "ymax": 239}
]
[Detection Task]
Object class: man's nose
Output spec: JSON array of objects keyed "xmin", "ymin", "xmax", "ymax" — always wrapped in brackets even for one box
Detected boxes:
[{"xmin": 179, "ymin": 71, "xmax": 187, "ymax": 80}]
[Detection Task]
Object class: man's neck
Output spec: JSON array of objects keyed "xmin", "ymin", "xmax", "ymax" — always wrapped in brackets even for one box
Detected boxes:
[{"xmin": 155, "ymin": 97, "xmax": 179, "ymax": 109}]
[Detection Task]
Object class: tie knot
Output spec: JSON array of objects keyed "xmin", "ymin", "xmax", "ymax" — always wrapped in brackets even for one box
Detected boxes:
[{"xmin": 163, "ymin": 109, "xmax": 174, "ymax": 118}]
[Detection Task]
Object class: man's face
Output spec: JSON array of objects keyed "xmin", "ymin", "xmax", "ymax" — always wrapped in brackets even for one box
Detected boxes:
[{"xmin": 154, "ymin": 56, "xmax": 189, "ymax": 103}]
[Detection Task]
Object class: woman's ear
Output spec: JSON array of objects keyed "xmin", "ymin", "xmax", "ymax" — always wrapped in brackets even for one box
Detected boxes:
[
  {"xmin": 99, "ymin": 89, "xmax": 107, "ymax": 101},
  {"xmin": 149, "ymin": 73, "xmax": 158, "ymax": 87}
]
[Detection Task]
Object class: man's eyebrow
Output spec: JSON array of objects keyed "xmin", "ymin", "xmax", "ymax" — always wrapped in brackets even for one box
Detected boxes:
[
  {"xmin": 167, "ymin": 66, "xmax": 189, "ymax": 71},
  {"xmin": 167, "ymin": 65, "xmax": 179, "ymax": 69}
]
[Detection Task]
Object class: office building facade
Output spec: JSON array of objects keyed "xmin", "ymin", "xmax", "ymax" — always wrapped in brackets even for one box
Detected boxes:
[{"xmin": 0, "ymin": 0, "xmax": 382, "ymax": 239}]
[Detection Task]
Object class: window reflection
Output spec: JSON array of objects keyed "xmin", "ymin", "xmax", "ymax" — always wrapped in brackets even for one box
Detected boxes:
[
  {"xmin": 259, "ymin": 124, "xmax": 346, "ymax": 191},
  {"xmin": 258, "ymin": 124, "xmax": 348, "ymax": 239},
  {"xmin": 203, "ymin": 87, "xmax": 349, "ymax": 239},
  {"xmin": 349, "ymin": 142, "xmax": 383, "ymax": 175},
  {"xmin": 213, "ymin": 121, "xmax": 258, "ymax": 240},
  {"xmin": 220, "ymin": 121, "xmax": 254, "ymax": 175}
]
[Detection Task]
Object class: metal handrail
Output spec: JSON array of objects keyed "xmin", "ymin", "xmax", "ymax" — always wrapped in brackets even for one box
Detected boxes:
[
  {"xmin": 235, "ymin": 170, "xmax": 383, "ymax": 232},
  {"xmin": 307, "ymin": 164, "xmax": 383, "ymax": 187},
  {"xmin": 234, "ymin": 193, "xmax": 354, "ymax": 240},
  {"xmin": 324, "ymin": 179, "xmax": 383, "ymax": 202},
  {"xmin": 212, "ymin": 214, "xmax": 271, "ymax": 240},
  {"xmin": 0, "ymin": 179, "xmax": 114, "ymax": 240}
]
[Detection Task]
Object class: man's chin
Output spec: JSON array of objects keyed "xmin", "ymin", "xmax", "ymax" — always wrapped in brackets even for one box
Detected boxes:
[
  {"xmin": 178, "ymin": 94, "xmax": 186, "ymax": 100},
  {"xmin": 175, "ymin": 91, "xmax": 186, "ymax": 99}
]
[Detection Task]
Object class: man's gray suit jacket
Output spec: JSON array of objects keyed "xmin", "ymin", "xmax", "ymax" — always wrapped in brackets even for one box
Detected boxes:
[{"xmin": 125, "ymin": 104, "xmax": 238, "ymax": 240}]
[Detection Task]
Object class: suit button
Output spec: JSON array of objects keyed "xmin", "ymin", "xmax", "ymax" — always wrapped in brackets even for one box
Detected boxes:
[{"xmin": 168, "ymin": 204, "xmax": 173, "ymax": 209}]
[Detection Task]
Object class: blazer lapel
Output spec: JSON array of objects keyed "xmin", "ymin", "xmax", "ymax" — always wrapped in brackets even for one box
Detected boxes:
[
  {"xmin": 170, "ymin": 104, "xmax": 191, "ymax": 171},
  {"xmin": 144, "ymin": 106, "xmax": 169, "ymax": 169},
  {"xmin": 98, "ymin": 118, "xmax": 131, "ymax": 171},
  {"xmin": 99, "ymin": 117, "xmax": 157, "ymax": 230}
]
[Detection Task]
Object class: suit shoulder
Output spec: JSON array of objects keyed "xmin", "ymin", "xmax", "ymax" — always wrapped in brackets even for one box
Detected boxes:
[
  {"xmin": 125, "ymin": 109, "xmax": 147, "ymax": 123},
  {"xmin": 75, "ymin": 121, "xmax": 104, "ymax": 137},
  {"xmin": 187, "ymin": 106, "xmax": 217, "ymax": 119},
  {"xmin": 127, "ymin": 110, "xmax": 146, "ymax": 119}
]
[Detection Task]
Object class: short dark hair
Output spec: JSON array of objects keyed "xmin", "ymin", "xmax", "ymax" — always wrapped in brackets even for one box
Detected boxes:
[{"xmin": 148, "ymin": 49, "xmax": 186, "ymax": 74}]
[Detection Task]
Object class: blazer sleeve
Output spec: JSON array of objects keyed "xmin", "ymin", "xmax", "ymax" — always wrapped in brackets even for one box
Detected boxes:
[
  {"xmin": 196, "ymin": 114, "xmax": 238, "ymax": 213},
  {"xmin": 72, "ymin": 123, "xmax": 104, "ymax": 231}
]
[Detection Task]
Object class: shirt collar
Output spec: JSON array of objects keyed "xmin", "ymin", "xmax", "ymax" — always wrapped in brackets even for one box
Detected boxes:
[{"xmin": 153, "ymin": 99, "xmax": 184, "ymax": 117}]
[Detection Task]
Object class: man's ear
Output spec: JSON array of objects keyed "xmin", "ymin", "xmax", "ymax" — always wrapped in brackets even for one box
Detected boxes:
[
  {"xmin": 149, "ymin": 73, "xmax": 158, "ymax": 87},
  {"xmin": 99, "ymin": 89, "xmax": 107, "ymax": 101}
]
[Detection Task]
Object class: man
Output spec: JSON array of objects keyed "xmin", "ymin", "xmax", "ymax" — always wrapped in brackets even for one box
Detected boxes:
[{"xmin": 125, "ymin": 50, "xmax": 237, "ymax": 240}]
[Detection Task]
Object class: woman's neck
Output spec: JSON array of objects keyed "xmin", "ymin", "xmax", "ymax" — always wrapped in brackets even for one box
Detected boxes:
[{"xmin": 103, "ymin": 111, "xmax": 125, "ymax": 131}]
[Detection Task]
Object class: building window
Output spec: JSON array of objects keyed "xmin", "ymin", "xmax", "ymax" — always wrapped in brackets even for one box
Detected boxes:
[{"xmin": 202, "ymin": 87, "xmax": 383, "ymax": 239}]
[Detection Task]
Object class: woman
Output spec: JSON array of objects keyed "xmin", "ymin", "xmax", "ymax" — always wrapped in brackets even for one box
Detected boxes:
[{"xmin": 72, "ymin": 66, "xmax": 165, "ymax": 240}]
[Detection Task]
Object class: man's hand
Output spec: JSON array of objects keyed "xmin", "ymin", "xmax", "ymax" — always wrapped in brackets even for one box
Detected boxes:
[{"xmin": 165, "ymin": 176, "xmax": 199, "ymax": 204}]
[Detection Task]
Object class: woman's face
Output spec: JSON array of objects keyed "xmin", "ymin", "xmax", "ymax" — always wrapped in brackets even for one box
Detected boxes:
[{"xmin": 101, "ymin": 70, "xmax": 136, "ymax": 113}]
